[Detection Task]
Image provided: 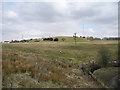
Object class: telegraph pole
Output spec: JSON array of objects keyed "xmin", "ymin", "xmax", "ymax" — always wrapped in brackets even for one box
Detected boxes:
[{"xmin": 73, "ymin": 33, "xmax": 77, "ymax": 45}]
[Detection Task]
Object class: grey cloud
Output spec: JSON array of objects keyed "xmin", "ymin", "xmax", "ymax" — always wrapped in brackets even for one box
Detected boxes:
[
  {"xmin": 2, "ymin": 2, "xmax": 118, "ymax": 41},
  {"xmin": 15, "ymin": 2, "xmax": 64, "ymax": 23}
]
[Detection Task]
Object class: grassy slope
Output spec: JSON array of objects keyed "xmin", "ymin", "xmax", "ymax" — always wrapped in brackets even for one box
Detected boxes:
[
  {"xmin": 29, "ymin": 36, "xmax": 88, "ymax": 42},
  {"xmin": 93, "ymin": 67, "xmax": 119, "ymax": 87},
  {"xmin": 53, "ymin": 36, "xmax": 88, "ymax": 42},
  {"xmin": 2, "ymin": 40, "xmax": 118, "ymax": 88}
]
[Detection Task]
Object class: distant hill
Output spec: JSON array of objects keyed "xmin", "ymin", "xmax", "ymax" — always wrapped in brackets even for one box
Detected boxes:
[
  {"xmin": 52, "ymin": 36, "xmax": 88, "ymax": 42},
  {"xmin": 10, "ymin": 36, "xmax": 88, "ymax": 43}
]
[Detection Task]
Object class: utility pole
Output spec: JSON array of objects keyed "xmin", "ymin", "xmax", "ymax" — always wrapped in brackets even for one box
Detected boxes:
[{"xmin": 73, "ymin": 33, "xmax": 77, "ymax": 45}]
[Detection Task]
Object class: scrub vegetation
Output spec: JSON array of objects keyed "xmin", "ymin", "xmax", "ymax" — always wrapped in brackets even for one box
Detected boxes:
[{"xmin": 2, "ymin": 37, "xmax": 119, "ymax": 88}]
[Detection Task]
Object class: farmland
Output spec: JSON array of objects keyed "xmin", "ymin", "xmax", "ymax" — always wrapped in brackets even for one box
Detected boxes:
[{"xmin": 2, "ymin": 38, "xmax": 119, "ymax": 88}]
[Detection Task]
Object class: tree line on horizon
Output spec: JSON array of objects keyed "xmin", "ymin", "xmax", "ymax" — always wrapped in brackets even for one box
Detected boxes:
[{"xmin": 4, "ymin": 36, "xmax": 119, "ymax": 43}]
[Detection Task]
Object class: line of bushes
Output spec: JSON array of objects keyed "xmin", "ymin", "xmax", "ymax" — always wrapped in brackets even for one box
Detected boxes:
[{"xmin": 43, "ymin": 38, "xmax": 59, "ymax": 41}]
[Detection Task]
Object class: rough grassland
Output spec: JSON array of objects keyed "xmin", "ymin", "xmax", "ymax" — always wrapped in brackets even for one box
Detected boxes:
[
  {"xmin": 2, "ymin": 40, "xmax": 118, "ymax": 88},
  {"xmin": 93, "ymin": 67, "xmax": 119, "ymax": 88}
]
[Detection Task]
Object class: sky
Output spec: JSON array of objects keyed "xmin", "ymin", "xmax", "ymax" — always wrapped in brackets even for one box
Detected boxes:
[{"xmin": 1, "ymin": 0, "xmax": 118, "ymax": 41}]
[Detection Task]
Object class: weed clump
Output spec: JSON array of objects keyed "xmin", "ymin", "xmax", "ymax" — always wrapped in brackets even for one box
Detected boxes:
[{"xmin": 96, "ymin": 46, "xmax": 111, "ymax": 67}]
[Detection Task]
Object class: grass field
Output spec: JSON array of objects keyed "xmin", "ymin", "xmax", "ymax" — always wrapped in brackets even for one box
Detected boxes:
[{"xmin": 2, "ymin": 39, "xmax": 119, "ymax": 88}]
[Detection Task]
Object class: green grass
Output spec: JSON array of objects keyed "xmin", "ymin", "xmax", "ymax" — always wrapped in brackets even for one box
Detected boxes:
[
  {"xmin": 3, "ymin": 41, "xmax": 118, "ymax": 63},
  {"xmin": 2, "ymin": 40, "xmax": 119, "ymax": 88},
  {"xmin": 53, "ymin": 36, "xmax": 88, "ymax": 42}
]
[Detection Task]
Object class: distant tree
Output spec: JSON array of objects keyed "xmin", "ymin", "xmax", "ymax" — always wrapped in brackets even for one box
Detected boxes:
[
  {"xmin": 87, "ymin": 36, "xmax": 94, "ymax": 41},
  {"xmin": 43, "ymin": 38, "xmax": 47, "ymax": 41},
  {"xmin": 20, "ymin": 40, "xmax": 28, "ymax": 42},
  {"xmin": 11, "ymin": 40, "xmax": 14, "ymax": 43},
  {"xmin": 61, "ymin": 38, "xmax": 65, "ymax": 41},
  {"xmin": 96, "ymin": 47, "xmax": 111, "ymax": 67},
  {"xmin": 30, "ymin": 39, "xmax": 33, "ymax": 40},
  {"xmin": 103, "ymin": 37, "xmax": 120, "ymax": 40},
  {"xmin": 54, "ymin": 38, "xmax": 59, "ymax": 41},
  {"xmin": 49, "ymin": 38, "xmax": 53, "ymax": 41},
  {"xmin": 43, "ymin": 38, "xmax": 53, "ymax": 41},
  {"xmin": 94, "ymin": 38, "xmax": 101, "ymax": 40}
]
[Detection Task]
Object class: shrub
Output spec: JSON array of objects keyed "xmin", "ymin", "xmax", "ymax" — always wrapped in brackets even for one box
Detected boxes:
[
  {"xmin": 43, "ymin": 38, "xmax": 53, "ymax": 41},
  {"xmin": 54, "ymin": 38, "xmax": 59, "ymax": 41},
  {"xmin": 61, "ymin": 38, "xmax": 65, "ymax": 41},
  {"xmin": 97, "ymin": 47, "xmax": 111, "ymax": 67}
]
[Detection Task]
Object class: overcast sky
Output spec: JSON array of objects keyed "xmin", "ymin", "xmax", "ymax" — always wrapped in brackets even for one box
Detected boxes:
[{"xmin": 1, "ymin": 1, "xmax": 118, "ymax": 41}]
